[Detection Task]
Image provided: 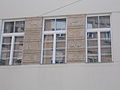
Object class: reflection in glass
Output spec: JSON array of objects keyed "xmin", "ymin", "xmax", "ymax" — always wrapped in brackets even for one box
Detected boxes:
[
  {"xmin": 1, "ymin": 37, "xmax": 12, "ymax": 65},
  {"xmin": 99, "ymin": 16, "xmax": 110, "ymax": 28},
  {"xmin": 4, "ymin": 22, "xmax": 14, "ymax": 33},
  {"xmin": 100, "ymin": 32, "xmax": 112, "ymax": 62},
  {"xmin": 44, "ymin": 19, "xmax": 55, "ymax": 31},
  {"xmin": 55, "ymin": 34, "xmax": 66, "ymax": 64},
  {"xmin": 43, "ymin": 35, "xmax": 53, "ymax": 64},
  {"xmin": 56, "ymin": 19, "xmax": 66, "ymax": 30},
  {"xmin": 15, "ymin": 21, "xmax": 25, "ymax": 32},
  {"xmin": 13, "ymin": 36, "xmax": 24, "ymax": 65},
  {"xmin": 87, "ymin": 16, "xmax": 98, "ymax": 29}
]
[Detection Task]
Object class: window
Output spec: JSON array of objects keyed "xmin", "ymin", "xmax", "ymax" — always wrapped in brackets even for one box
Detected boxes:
[
  {"xmin": 41, "ymin": 18, "xmax": 66, "ymax": 64},
  {"xmin": 0, "ymin": 20, "xmax": 25, "ymax": 65},
  {"xmin": 86, "ymin": 14, "xmax": 112, "ymax": 63},
  {"xmin": 44, "ymin": 18, "xmax": 66, "ymax": 31},
  {"xmin": 87, "ymin": 15, "xmax": 110, "ymax": 29}
]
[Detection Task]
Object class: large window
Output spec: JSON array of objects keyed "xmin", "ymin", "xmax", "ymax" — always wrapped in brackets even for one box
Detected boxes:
[
  {"xmin": 0, "ymin": 20, "xmax": 25, "ymax": 65},
  {"xmin": 41, "ymin": 18, "xmax": 66, "ymax": 64},
  {"xmin": 86, "ymin": 14, "xmax": 112, "ymax": 63}
]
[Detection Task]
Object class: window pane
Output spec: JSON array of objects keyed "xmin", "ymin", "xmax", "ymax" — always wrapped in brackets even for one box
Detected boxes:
[
  {"xmin": 87, "ymin": 16, "xmax": 98, "ymax": 29},
  {"xmin": 2, "ymin": 37, "xmax": 12, "ymax": 43},
  {"xmin": 13, "ymin": 36, "xmax": 24, "ymax": 65},
  {"xmin": 15, "ymin": 21, "xmax": 25, "ymax": 32},
  {"xmin": 55, "ymin": 34, "xmax": 66, "ymax": 64},
  {"xmin": 100, "ymin": 32, "xmax": 111, "ymax": 39},
  {"xmin": 87, "ymin": 32, "xmax": 98, "ymax": 63},
  {"xmin": 1, "ymin": 37, "xmax": 12, "ymax": 65},
  {"xmin": 43, "ymin": 57, "xmax": 52, "ymax": 64},
  {"xmin": 99, "ymin": 16, "xmax": 110, "ymax": 28},
  {"xmin": 56, "ymin": 19, "xmax": 66, "ymax": 30},
  {"xmin": 100, "ymin": 32, "xmax": 112, "ymax": 62},
  {"xmin": 88, "ymin": 56, "xmax": 98, "ymax": 63},
  {"xmin": 4, "ymin": 22, "xmax": 14, "ymax": 33},
  {"xmin": 87, "ymin": 32, "xmax": 98, "ymax": 39},
  {"xmin": 15, "ymin": 36, "xmax": 23, "ymax": 44},
  {"xmin": 43, "ymin": 35, "xmax": 53, "ymax": 64},
  {"xmin": 44, "ymin": 19, "xmax": 55, "ymax": 31},
  {"xmin": 101, "ymin": 55, "xmax": 112, "ymax": 63}
]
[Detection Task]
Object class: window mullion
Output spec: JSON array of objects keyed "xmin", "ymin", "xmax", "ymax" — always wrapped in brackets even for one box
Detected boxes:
[
  {"xmin": 40, "ymin": 34, "xmax": 44, "ymax": 64},
  {"xmin": 9, "ymin": 36, "xmax": 15, "ymax": 65},
  {"xmin": 98, "ymin": 16, "xmax": 100, "ymax": 28},
  {"xmin": 52, "ymin": 33, "xmax": 56, "ymax": 64},
  {"xmin": 98, "ymin": 31, "xmax": 101, "ymax": 62},
  {"xmin": 13, "ymin": 21, "xmax": 16, "ymax": 33}
]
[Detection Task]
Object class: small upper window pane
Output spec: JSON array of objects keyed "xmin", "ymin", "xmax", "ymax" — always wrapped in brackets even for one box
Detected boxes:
[
  {"xmin": 87, "ymin": 16, "xmax": 98, "ymax": 29},
  {"xmin": 15, "ymin": 21, "xmax": 25, "ymax": 32},
  {"xmin": 4, "ymin": 22, "xmax": 14, "ymax": 33},
  {"xmin": 99, "ymin": 16, "xmax": 110, "ymax": 28},
  {"xmin": 56, "ymin": 19, "xmax": 66, "ymax": 30},
  {"xmin": 44, "ymin": 19, "xmax": 55, "ymax": 31}
]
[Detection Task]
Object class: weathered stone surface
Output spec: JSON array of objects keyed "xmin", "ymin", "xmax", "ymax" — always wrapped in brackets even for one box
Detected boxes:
[
  {"xmin": 67, "ymin": 14, "xmax": 86, "ymax": 63},
  {"xmin": 22, "ymin": 17, "xmax": 43, "ymax": 64}
]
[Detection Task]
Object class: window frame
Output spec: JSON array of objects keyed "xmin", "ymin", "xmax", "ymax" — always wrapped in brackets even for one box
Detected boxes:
[
  {"xmin": 41, "ymin": 17, "xmax": 67, "ymax": 64},
  {"xmin": 86, "ymin": 14, "xmax": 112, "ymax": 63},
  {"xmin": 0, "ymin": 19, "xmax": 25, "ymax": 65}
]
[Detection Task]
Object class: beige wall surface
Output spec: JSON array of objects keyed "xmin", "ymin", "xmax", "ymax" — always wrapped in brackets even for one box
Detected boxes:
[
  {"xmin": 0, "ymin": 63, "xmax": 120, "ymax": 90},
  {"xmin": 111, "ymin": 12, "xmax": 120, "ymax": 63},
  {"xmin": 0, "ymin": 0, "xmax": 120, "ymax": 19}
]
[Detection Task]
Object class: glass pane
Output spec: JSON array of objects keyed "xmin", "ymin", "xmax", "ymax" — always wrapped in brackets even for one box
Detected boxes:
[
  {"xmin": 4, "ymin": 22, "xmax": 14, "ymax": 33},
  {"xmin": 44, "ymin": 35, "xmax": 53, "ymax": 42},
  {"xmin": 44, "ymin": 19, "xmax": 55, "ymax": 31},
  {"xmin": 14, "ymin": 44, "xmax": 23, "ymax": 50},
  {"xmin": 87, "ymin": 40, "xmax": 98, "ymax": 47},
  {"xmin": 13, "ymin": 59, "xmax": 22, "ymax": 65},
  {"xmin": 55, "ymin": 57, "xmax": 65, "ymax": 64},
  {"xmin": 87, "ymin": 32, "xmax": 98, "ymax": 63},
  {"xmin": 101, "ymin": 40, "xmax": 111, "ymax": 46},
  {"xmin": 43, "ymin": 35, "xmax": 53, "ymax": 64},
  {"xmin": 56, "ymin": 19, "xmax": 66, "ymax": 30},
  {"xmin": 101, "ymin": 47, "xmax": 111, "ymax": 55},
  {"xmin": 100, "ymin": 32, "xmax": 111, "ymax": 39},
  {"xmin": 2, "ymin": 37, "xmax": 12, "ymax": 43},
  {"xmin": 2, "ymin": 44, "xmax": 11, "ymax": 50},
  {"xmin": 0, "ymin": 59, "xmax": 9, "ymax": 65},
  {"xmin": 55, "ymin": 34, "xmax": 66, "ymax": 64},
  {"xmin": 88, "ymin": 48, "xmax": 98, "ymax": 55},
  {"xmin": 87, "ymin": 16, "xmax": 98, "ymax": 29},
  {"xmin": 13, "ymin": 36, "xmax": 24, "ymax": 65},
  {"xmin": 43, "ymin": 57, "xmax": 52, "ymax": 64},
  {"xmin": 1, "ymin": 37, "xmax": 12, "ymax": 65},
  {"xmin": 99, "ymin": 16, "xmax": 110, "ymax": 28},
  {"xmin": 100, "ymin": 32, "xmax": 112, "ymax": 62},
  {"xmin": 43, "ymin": 50, "xmax": 53, "ymax": 56},
  {"xmin": 15, "ymin": 21, "xmax": 25, "ymax": 32},
  {"xmin": 87, "ymin": 32, "xmax": 98, "ymax": 39},
  {"xmin": 101, "ymin": 55, "xmax": 112, "ymax": 63},
  {"xmin": 88, "ymin": 56, "xmax": 98, "ymax": 63},
  {"xmin": 15, "ymin": 36, "xmax": 23, "ymax": 44},
  {"xmin": 1, "ymin": 52, "xmax": 10, "ymax": 59}
]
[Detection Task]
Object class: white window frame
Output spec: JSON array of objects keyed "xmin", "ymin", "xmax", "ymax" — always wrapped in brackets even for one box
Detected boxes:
[
  {"xmin": 41, "ymin": 17, "xmax": 67, "ymax": 64},
  {"xmin": 0, "ymin": 19, "xmax": 25, "ymax": 65},
  {"xmin": 86, "ymin": 14, "xmax": 111, "ymax": 63}
]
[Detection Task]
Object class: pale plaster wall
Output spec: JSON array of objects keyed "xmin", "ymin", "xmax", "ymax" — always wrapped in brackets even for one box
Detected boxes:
[
  {"xmin": 0, "ymin": 0, "xmax": 120, "ymax": 19},
  {"xmin": 111, "ymin": 12, "xmax": 120, "ymax": 63},
  {"xmin": 0, "ymin": 63, "xmax": 119, "ymax": 90}
]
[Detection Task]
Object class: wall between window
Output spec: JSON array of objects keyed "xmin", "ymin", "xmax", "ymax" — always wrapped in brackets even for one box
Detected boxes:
[
  {"xmin": 67, "ymin": 15, "xmax": 86, "ymax": 63},
  {"xmin": 22, "ymin": 17, "xmax": 43, "ymax": 64}
]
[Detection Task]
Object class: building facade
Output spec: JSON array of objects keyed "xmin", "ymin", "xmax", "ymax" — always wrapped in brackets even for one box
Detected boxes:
[{"xmin": 0, "ymin": 13, "xmax": 112, "ymax": 65}]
